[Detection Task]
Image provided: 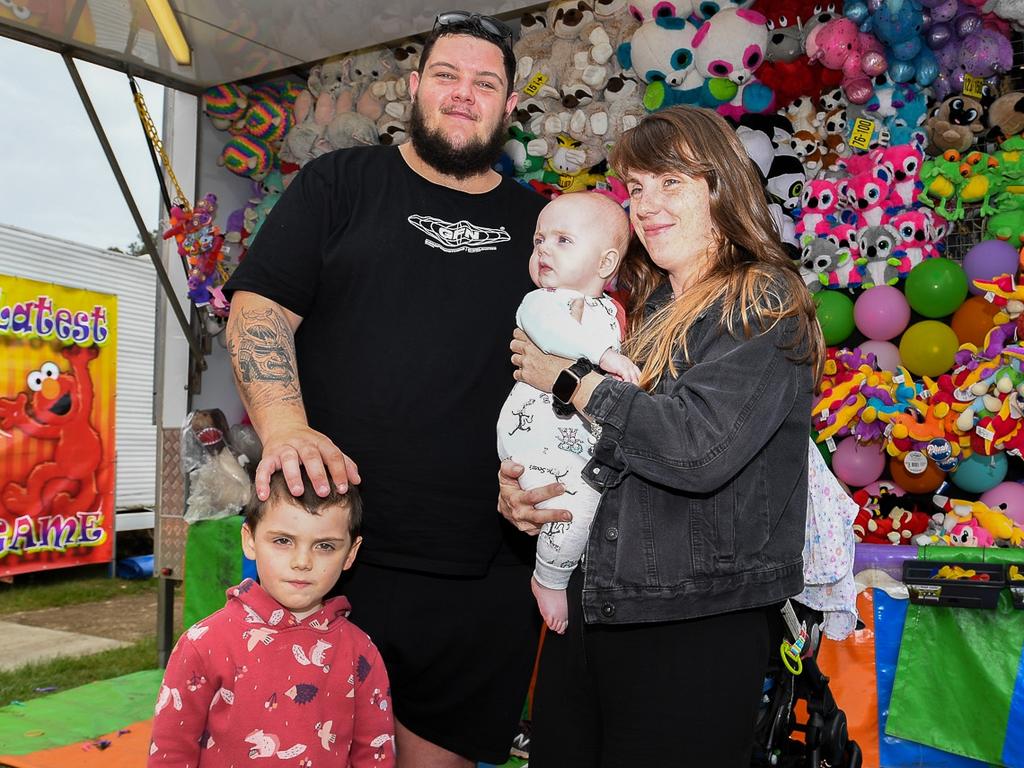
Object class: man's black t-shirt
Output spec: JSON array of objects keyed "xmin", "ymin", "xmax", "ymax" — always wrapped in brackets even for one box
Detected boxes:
[{"xmin": 226, "ymin": 146, "xmax": 545, "ymax": 575}]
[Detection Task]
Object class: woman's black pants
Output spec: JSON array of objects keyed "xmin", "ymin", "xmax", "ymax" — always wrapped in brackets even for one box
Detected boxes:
[{"xmin": 530, "ymin": 569, "xmax": 772, "ymax": 768}]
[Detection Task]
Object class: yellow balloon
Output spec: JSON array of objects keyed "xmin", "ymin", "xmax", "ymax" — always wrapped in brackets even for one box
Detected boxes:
[{"xmin": 898, "ymin": 320, "xmax": 959, "ymax": 377}]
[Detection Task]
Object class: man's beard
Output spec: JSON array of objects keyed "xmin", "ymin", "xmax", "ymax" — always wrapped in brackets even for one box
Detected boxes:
[{"xmin": 409, "ymin": 99, "xmax": 509, "ymax": 180}]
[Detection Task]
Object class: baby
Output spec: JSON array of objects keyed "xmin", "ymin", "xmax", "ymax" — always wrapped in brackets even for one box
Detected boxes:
[{"xmin": 498, "ymin": 192, "xmax": 636, "ymax": 633}]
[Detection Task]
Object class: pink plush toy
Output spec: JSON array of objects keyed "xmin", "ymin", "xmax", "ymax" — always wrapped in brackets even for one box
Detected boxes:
[
  {"xmin": 890, "ymin": 209, "xmax": 932, "ymax": 274},
  {"xmin": 879, "ymin": 144, "xmax": 923, "ymax": 209},
  {"xmin": 796, "ymin": 179, "xmax": 841, "ymax": 239},
  {"xmin": 805, "ymin": 18, "xmax": 887, "ymax": 104},
  {"xmin": 949, "ymin": 517, "xmax": 995, "ymax": 547},
  {"xmin": 840, "ymin": 169, "xmax": 892, "ymax": 228}
]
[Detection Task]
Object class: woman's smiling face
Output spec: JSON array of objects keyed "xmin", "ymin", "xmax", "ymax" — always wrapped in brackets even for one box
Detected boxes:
[{"xmin": 625, "ymin": 169, "xmax": 716, "ymax": 290}]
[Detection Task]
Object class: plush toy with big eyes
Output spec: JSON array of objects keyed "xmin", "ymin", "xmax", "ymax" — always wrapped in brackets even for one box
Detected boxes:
[
  {"xmin": 691, "ymin": 7, "xmax": 773, "ymax": 116},
  {"xmin": 924, "ymin": 95, "xmax": 985, "ymax": 155}
]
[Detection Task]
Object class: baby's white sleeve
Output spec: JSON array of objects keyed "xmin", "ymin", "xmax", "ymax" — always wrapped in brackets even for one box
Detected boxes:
[{"xmin": 516, "ymin": 290, "xmax": 619, "ymax": 365}]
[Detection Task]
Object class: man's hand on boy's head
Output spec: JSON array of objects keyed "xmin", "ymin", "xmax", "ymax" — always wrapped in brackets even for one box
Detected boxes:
[
  {"xmin": 255, "ymin": 421, "xmax": 361, "ymax": 500},
  {"xmin": 497, "ymin": 459, "xmax": 571, "ymax": 535},
  {"xmin": 599, "ymin": 348, "xmax": 641, "ymax": 384}
]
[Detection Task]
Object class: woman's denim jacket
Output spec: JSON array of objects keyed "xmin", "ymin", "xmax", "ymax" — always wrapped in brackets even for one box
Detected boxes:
[{"xmin": 580, "ymin": 284, "xmax": 814, "ymax": 625}]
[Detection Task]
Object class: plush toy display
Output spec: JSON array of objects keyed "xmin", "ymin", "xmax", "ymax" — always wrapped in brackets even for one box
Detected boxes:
[{"xmin": 181, "ymin": 409, "xmax": 253, "ymax": 524}]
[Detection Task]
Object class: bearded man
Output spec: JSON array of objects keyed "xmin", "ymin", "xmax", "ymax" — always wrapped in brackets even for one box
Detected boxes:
[{"xmin": 225, "ymin": 12, "xmax": 545, "ymax": 768}]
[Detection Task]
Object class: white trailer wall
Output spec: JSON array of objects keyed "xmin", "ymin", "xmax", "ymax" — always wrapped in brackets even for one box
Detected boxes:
[{"xmin": 0, "ymin": 224, "xmax": 158, "ymax": 510}]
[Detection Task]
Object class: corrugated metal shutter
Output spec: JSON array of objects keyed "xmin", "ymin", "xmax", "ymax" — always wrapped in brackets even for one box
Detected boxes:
[{"xmin": 0, "ymin": 224, "xmax": 158, "ymax": 510}]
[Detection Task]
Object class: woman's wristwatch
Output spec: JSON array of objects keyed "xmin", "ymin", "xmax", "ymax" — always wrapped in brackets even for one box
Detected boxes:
[{"xmin": 552, "ymin": 358, "xmax": 594, "ymax": 416}]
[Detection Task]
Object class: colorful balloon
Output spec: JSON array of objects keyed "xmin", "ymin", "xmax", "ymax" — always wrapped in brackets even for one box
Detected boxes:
[
  {"xmin": 963, "ymin": 240, "xmax": 1020, "ymax": 295},
  {"xmin": 904, "ymin": 258, "xmax": 968, "ymax": 318},
  {"xmin": 950, "ymin": 295, "xmax": 1001, "ymax": 346},
  {"xmin": 859, "ymin": 340, "xmax": 901, "ymax": 371},
  {"xmin": 832, "ymin": 438, "xmax": 886, "ymax": 487},
  {"xmin": 899, "ymin": 320, "xmax": 959, "ymax": 376},
  {"xmin": 854, "ymin": 286, "xmax": 911, "ymax": 340},
  {"xmin": 979, "ymin": 481, "xmax": 1024, "ymax": 527},
  {"xmin": 950, "ymin": 451, "xmax": 1007, "ymax": 493},
  {"xmin": 889, "ymin": 455, "xmax": 946, "ymax": 493},
  {"xmin": 815, "ymin": 291, "xmax": 855, "ymax": 345}
]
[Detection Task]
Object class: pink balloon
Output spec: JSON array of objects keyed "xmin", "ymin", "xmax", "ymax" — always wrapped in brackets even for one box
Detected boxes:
[
  {"xmin": 854, "ymin": 285, "xmax": 911, "ymax": 340},
  {"xmin": 864, "ymin": 480, "xmax": 906, "ymax": 497},
  {"xmin": 979, "ymin": 481, "xmax": 1024, "ymax": 526},
  {"xmin": 859, "ymin": 340, "xmax": 902, "ymax": 371},
  {"xmin": 832, "ymin": 438, "xmax": 886, "ymax": 487}
]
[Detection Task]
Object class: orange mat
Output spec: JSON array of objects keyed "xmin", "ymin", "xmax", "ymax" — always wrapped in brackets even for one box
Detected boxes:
[
  {"xmin": 816, "ymin": 590, "xmax": 880, "ymax": 768},
  {"xmin": 0, "ymin": 719, "xmax": 152, "ymax": 768}
]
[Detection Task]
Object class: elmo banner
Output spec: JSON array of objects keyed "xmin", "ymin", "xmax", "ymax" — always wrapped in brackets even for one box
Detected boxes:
[{"xmin": 0, "ymin": 274, "xmax": 116, "ymax": 577}]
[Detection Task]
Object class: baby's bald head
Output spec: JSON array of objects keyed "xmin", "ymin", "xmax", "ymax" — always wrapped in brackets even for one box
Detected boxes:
[
  {"xmin": 546, "ymin": 192, "xmax": 631, "ymax": 257},
  {"xmin": 530, "ymin": 192, "xmax": 633, "ymax": 297}
]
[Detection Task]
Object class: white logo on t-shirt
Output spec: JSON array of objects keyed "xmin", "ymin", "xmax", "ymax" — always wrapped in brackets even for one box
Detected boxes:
[{"xmin": 408, "ymin": 215, "xmax": 511, "ymax": 253}]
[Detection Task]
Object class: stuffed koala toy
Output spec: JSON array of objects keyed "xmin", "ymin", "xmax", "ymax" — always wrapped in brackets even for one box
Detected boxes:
[{"xmin": 856, "ymin": 223, "xmax": 903, "ymax": 287}]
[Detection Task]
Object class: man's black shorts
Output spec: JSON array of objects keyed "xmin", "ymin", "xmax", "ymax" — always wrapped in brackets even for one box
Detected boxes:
[{"xmin": 341, "ymin": 558, "xmax": 541, "ymax": 764}]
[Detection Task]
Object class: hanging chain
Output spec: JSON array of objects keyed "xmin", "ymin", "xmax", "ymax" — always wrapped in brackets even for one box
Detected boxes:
[{"xmin": 133, "ymin": 85, "xmax": 189, "ymax": 208}]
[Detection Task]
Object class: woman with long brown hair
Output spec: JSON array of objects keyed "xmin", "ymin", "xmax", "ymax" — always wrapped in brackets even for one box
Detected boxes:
[{"xmin": 499, "ymin": 106, "xmax": 825, "ymax": 766}]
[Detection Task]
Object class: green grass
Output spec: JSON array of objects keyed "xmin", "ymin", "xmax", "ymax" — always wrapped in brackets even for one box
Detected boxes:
[
  {"xmin": 0, "ymin": 569, "xmax": 156, "ymax": 616},
  {"xmin": 0, "ymin": 636, "xmax": 160, "ymax": 706}
]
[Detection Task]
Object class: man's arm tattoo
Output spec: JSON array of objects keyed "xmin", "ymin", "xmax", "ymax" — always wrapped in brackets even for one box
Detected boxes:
[{"xmin": 228, "ymin": 306, "xmax": 304, "ymax": 410}]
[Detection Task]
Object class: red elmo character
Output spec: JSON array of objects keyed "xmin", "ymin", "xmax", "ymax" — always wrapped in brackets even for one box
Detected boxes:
[{"xmin": 0, "ymin": 345, "xmax": 104, "ymax": 518}]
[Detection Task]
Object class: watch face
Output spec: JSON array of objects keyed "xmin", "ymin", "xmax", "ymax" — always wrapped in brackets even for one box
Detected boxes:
[{"xmin": 552, "ymin": 369, "xmax": 580, "ymax": 405}]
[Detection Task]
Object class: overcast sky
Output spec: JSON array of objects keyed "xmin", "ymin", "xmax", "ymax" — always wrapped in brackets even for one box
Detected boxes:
[{"xmin": 0, "ymin": 35, "xmax": 164, "ymax": 252}]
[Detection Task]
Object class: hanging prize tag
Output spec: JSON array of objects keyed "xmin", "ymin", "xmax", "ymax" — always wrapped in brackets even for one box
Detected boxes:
[
  {"xmin": 904, "ymin": 450, "xmax": 928, "ymax": 474},
  {"xmin": 884, "ymin": 422, "xmax": 894, "ymax": 438},
  {"xmin": 523, "ymin": 72, "xmax": 549, "ymax": 97},
  {"xmin": 780, "ymin": 600, "xmax": 802, "ymax": 641},
  {"xmin": 849, "ymin": 118, "xmax": 876, "ymax": 150},
  {"xmin": 821, "ymin": 408, "xmax": 830, "ymax": 419},
  {"xmin": 976, "ymin": 425, "xmax": 995, "ymax": 441},
  {"xmin": 893, "ymin": 374, "xmax": 905, "ymax": 384},
  {"xmin": 962, "ymin": 74, "xmax": 985, "ymax": 99},
  {"xmin": 825, "ymin": 437, "xmax": 837, "ymax": 453}
]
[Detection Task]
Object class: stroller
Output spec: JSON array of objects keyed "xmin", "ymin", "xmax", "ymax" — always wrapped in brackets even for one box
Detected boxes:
[{"xmin": 751, "ymin": 600, "xmax": 864, "ymax": 768}]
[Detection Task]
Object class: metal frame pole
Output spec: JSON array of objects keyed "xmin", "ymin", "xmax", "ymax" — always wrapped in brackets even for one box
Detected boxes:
[{"xmin": 61, "ymin": 52, "xmax": 205, "ymax": 365}]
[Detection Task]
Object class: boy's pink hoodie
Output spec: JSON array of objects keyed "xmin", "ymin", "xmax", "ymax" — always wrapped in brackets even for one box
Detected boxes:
[{"xmin": 148, "ymin": 579, "xmax": 395, "ymax": 767}]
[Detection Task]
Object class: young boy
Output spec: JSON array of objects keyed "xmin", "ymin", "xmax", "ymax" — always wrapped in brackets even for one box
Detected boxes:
[
  {"xmin": 148, "ymin": 469, "xmax": 395, "ymax": 767},
  {"xmin": 497, "ymin": 192, "xmax": 637, "ymax": 634}
]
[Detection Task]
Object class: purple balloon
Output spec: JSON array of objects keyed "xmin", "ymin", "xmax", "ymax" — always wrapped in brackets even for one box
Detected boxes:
[
  {"xmin": 961, "ymin": 29, "xmax": 1013, "ymax": 77},
  {"xmin": 964, "ymin": 240, "xmax": 1020, "ymax": 294},
  {"xmin": 956, "ymin": 12, "xmax": 982, "ymax": 37},
  {"xmin": 932, "ymin": 72, "xmax": 952, "ymax": 100},
  {"xmin": 927, "ymin": 22, "xmax": 953, "ymax": 49},
  {"xmin": 833, "ymin": 438, "xmax": 886, "ymax": 487}
]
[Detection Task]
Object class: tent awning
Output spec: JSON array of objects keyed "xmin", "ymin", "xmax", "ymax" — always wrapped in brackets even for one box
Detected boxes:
[{"xmin": 0, "ymin": 0, "xmax": 536, "ymax": 93}]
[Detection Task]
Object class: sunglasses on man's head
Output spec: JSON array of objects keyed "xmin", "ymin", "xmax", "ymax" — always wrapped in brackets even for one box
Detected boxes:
[{"xmin": 433, "ymin": 10, "xmax": 514, "ymax": 48}]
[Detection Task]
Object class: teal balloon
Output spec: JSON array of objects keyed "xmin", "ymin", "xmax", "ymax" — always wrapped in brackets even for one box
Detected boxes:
[
  {"xmin": 904, "ymin": 259, "xmax": 969, "ymax": 318},
  {"xmin": 814, "ymin": 291, "xmax": 855, "ymax": 345},
  {"xmin": 950, "ymin": 451, "xmax": 1008, "ymax": 493}
]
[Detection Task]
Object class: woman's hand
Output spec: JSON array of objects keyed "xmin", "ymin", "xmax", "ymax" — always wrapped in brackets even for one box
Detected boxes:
[
  {"xmin": 498, "ymin": 459, "xmax": 572, "ymax": 535},
  {"xmin": 510, "ymin": 328, "xmax": 573, "ymax": 392}
]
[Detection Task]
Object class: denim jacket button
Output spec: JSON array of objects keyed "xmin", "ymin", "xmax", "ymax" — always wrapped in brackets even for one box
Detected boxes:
[
  {"xmin": 601, "ymin": 602, "xmax": 615, "ymax": 617},
  {"xmin": 604, "ymin": 526, "xmax": 618, "ymax": 541}
]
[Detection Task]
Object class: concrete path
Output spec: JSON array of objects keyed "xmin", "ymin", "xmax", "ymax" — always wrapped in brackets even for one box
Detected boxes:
[{"xmin": 0, "ymin": 621, "xmax": 127, "ymax": 671}]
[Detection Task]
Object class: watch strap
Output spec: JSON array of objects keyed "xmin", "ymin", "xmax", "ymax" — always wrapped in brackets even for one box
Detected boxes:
[{"xmin": 552, "ymin": 358, "xmax": 595, "ymax": 416}]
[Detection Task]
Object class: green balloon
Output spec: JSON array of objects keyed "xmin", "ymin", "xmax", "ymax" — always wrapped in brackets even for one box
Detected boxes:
[
  {"xmin": 814, "ymin": 291, "xmax": 855, "ymax": 345},
  {"xmin": 904, "ymin": 258, "xmax": 968, "ymax": 318}
]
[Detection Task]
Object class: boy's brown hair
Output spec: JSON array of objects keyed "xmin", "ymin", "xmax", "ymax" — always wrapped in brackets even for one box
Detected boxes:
[{"xmin": 243, "ymin": 468, "xmax": 362, "ymax": 538}]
